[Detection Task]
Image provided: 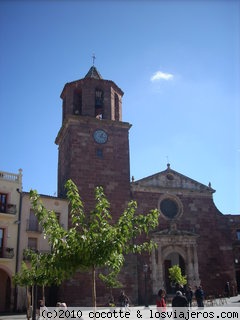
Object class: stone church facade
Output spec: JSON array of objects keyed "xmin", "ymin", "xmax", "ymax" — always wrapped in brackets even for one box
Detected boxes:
[
  {"xmin": 131, "ymin": 165, "xmax": 238, "ymax": 300},
  {"xmin": 55, "ymin": 65, "xmax": 239, "ymax": 306}
]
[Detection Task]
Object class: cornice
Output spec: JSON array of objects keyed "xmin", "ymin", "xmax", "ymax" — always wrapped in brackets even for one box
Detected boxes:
[
  {"xmin": 55, "ymin": 116, "xmax": 131, "ymax": 145},
  {"xmin": 130, "ymin": 184, "xmax": 213, "ymax": 197}
]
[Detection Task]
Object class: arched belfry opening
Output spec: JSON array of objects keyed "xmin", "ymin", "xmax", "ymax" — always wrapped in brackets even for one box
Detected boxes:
[
  {"xmin": 95, "ymin": 88, "xmax": 104, "ymax": 118},
  {"xmin": 59, "ymin": 65, "xmax": 124, "ymax": 125},
  {"xmin": 73, "ymin": 88, "xmax": 82, "ymax": 115}
]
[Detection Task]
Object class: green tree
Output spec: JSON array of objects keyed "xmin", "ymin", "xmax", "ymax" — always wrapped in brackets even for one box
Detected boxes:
[
  {"xmin": 15, "ymin": 180, "xmax": 160, "ymax": 308},
  {"xmin": 168, "ymin": 264, "xmax": 187, "ymax": 287}
]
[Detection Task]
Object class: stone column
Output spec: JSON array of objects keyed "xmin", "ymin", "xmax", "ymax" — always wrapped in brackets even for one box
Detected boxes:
[
  {"xmin": 193, "ymin": 244, "xmax": 200, "ymax": 285},
  {"xmin": 158, "ymin": 244, "xmax": 164, "ymax": 289},
  {"xmin": 151, "ymin": 248, "xmax": 158, "ymax": 293},
  {"xmin": 187, "ymin": 245, "xmax": 194, "ymax": 282}
]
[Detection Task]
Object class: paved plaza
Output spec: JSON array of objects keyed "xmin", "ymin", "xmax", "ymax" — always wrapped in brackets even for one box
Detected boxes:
[{"xmin": 0, "ymin": 295, "xmax": 239, "ymax": 320}]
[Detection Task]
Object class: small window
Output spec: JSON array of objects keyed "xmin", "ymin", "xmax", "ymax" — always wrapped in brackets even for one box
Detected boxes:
[
  {"xmin": 62, "ymin": 97, "xmax": 66, "ymax": 122},
  {"xmin": 28, "ymin": 237, "xmax": 37, "ymax": 252},
  {"xmin": 160, "ymin": 198, "xmax": 179, "ymax": 219},
  {"xmin": 55, "ymin": 212, "xmax": 64, "ymax": 227},
  {"xmin": 96, "ymin": 148, "xmax": 103, "ymax": 158},
  {"xmin": 28, "ymin": 209, "xmax": 40, "ymax": 232},
  {"xmin": 0, "ymin": 228, "xmax": 4, "ymax": 258},
  {"xmin": 237, "ymin": 230, "xmax": 240, "ymax": 240},
  {"xmin": 166, "ymin": 173, "xmax": 174, "ymax": 180},
  {"xmin": 114, "ymin": 93, "xmax": 120, "ymax": 121},
  {"xmin": 95, "ymin": 89, "xmax": 104, "ymax": 107},
  {"xmin": 55, "ymin": 212, "xmax": 60, "ymax": 223},
  {"xmin": 73, "ymin": 90, "xmax": 82, "ymax": 115},
  {"xmin": 95, "ymin": 89, "xmax": 104, "ymax": 118},
  {"xmin": 0, "ymin": 193, "xmax": 7, "ymax": 213}
]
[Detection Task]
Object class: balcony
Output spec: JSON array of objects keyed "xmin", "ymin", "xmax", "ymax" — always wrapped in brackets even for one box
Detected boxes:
[
  {"xmin": 0, "ymin": 247, "xmax": 14, "ymax": 259},
  {"xmin": 0, "ymin": 204, "xmax": 17, "ymax": 215},
  {"xmin": 7, "ymin": 204, "xmax": 17, "ymax": 214},
  {"xmin": 0, "ymin": 170, "xmax": 22, "ymax": 183},
  {"xmin": 23, "ymin": 248, "xmax": 36, "ymax": 261},
  {"xmin": 23, "ymin": 249, "xmax": 51, "ymax": 261}
]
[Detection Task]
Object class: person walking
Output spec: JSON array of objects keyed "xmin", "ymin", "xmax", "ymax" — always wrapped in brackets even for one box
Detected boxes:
[
  {"xmin": 185, "ymin": 286, "xmax": 193, "ymax": 308},
  {"xmin": 195, "ymin": 285, "xmax": 204, "ymax": 308},
  {"xmin": 172, "ymin": 291, "xmax": 188, "ymax": 320},
  {"xmin": 118, "ymin": 290, "xmax": 130, "ymax": 311},
  {"xmin": 156, "ymin": 288, "xmax": 167, "ymax": 319},
  {"xmin": 224, "ymin": 281, "xmax": 230, "ymax": 298}
]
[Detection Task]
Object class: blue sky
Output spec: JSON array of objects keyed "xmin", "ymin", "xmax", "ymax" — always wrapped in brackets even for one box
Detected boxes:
[{"xmin": 0, "ymin": 0, "xmax": 239, "ymax": 214}]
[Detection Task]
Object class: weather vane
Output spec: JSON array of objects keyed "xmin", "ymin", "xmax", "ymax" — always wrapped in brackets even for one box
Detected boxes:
[{"xmin": 92, "ymin": 53, "xmax": 96, "ymax": 66}]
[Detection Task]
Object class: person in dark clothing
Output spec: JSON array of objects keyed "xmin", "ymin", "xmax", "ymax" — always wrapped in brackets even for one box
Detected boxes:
[
  {"xmin": 185, "ymin": 286, "xmax": 193, "ymax": 308},
  {"xmin": 118, "ymin": 291, "xmax": 130, "ymax": 310},
  {"xmin": 195, "ymin": 286, "xmax": 204, "ymax": 308},
  {"xmin": 224, "ymin": 282, "xmax": 230, "ymax": 298},
  {"xmin": 172, "ymin": 291, "xmax": 188, "ymax": 320},
  {"xmin": 175, "ymin": 283, "xmax": 185, "ymax": 294},
  {"xmin": 172, "ymin": 291, "xmax": 188, "ymax": 307}
]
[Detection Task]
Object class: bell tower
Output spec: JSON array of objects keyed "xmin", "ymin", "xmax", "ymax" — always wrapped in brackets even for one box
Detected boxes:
[{"xmin": 55, "ymin": 65, "xmax": 132, "ymax": 216}]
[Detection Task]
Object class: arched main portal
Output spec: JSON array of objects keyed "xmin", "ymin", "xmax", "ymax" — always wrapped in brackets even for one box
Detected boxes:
[
  {"xmin": 164, "ymin": 252, "xmax": 186, "ymax": 294},
  {"xmin": 0, "ymin": 268, "xmax": 12, "ymax": 312},
  {"xmin": 151, "ymin": 229, "xmax": 200, "ymax": 295}
]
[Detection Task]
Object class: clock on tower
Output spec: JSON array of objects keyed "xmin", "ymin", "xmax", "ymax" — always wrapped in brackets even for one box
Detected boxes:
[{"xmin": 55, "ymin": 65, "xmax": 132, "ymax": 217}]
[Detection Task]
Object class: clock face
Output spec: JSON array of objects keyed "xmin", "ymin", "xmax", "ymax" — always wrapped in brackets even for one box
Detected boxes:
[{"xmin": 93, "ymin": 129, "xmax": 108, "ymax": 144}]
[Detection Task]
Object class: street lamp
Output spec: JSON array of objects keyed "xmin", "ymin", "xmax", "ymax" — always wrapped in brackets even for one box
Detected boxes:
[{"xmin": 143, "ymin": 264, "xmax": 149, "ymax": 307}]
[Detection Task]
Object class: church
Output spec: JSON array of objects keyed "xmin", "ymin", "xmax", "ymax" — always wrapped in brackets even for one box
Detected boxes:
[
  {"xmin": 54, "ymin": 64, "xmax": 240, "ymax": 305},
  {"xmin": 1, "ymin": 66, "xmax": 239, "ymax": 312}
]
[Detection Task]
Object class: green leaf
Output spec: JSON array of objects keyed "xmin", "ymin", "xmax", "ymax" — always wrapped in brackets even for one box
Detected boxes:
[{"xmin": 15, "ymin": 180, "xmax": 160, "ymax": 308}]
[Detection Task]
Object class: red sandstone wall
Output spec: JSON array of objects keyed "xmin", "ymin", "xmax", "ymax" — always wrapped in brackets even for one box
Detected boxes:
[{"xmin": 132, "ymin": 190, "xmax": 236, "ymax": 299}]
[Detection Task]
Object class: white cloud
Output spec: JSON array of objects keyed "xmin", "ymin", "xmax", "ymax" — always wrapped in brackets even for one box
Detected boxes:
[{"xmin": 150, "ymin": 70, "xmax": 174, "ymax": 82}]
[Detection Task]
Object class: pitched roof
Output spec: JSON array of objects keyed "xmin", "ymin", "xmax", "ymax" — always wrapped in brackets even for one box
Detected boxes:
[
  {"xmin": 131, "ymin": 163, "xmax": 215, "ymax": 194},
  {"xmin": 84, "ymin": 66, "xmax": 103, "ymax": 80}
]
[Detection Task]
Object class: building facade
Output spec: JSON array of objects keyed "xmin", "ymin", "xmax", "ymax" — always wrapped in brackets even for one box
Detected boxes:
[
  {"xmin": 0, "ymin": 169, "xmax": 68, "ymax": 313},
  {"xmin": 16, "ymin": 192, "xmax": 69, "ymax": 311},
  {"xmin": 55, "ymin": 66, "xmax": 134, "ymax": 305},
  {"xmin": 1, "ymin": 65, "xmax": 239, "ymax": 311},
  {"xmin": 55, "ymin": 66, "xmax": 131, "ymax": 218},
  {"xmin": 55, "ymin": 66, "xmax": 239, "ymax": 306},
  {"xmin": 0, "ymin": 169, "xmax": 22, "ymax": 312},
  {"xmin": 131, "ymin": 165, "xmax": 238, "ymax": 299}
]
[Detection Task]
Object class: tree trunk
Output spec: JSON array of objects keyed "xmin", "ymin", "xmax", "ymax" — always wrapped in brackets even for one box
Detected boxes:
[
  {"xmin": 26, "ymin": 286, "xmax": 30, "ymax": 320},
  {"xmin": 92, "ymin": 265, "xmax": 96, "ymax": 309},
  {"xmin": 42, "ymin": 285, "xmax": 45, "ymax": 304}
]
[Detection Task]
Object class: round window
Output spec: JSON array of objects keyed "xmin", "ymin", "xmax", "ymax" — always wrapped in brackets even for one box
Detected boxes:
[{"xmin": 160, "ymin": 198, "xmax": 179, "ymax": 219}]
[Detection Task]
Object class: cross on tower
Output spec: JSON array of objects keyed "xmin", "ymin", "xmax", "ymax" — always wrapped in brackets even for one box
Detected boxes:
[{"xmin": 92, "ymin": 53, "xmax": 96, "ymax": 66}]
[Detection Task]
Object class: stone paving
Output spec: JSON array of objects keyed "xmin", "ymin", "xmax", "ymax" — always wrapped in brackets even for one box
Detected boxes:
[{"xmin": 0, "ymin": 295, "xmax": 239, "ymax": 320}]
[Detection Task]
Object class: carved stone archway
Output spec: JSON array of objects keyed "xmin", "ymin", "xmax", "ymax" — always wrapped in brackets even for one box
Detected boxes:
[
  {"xmin": 163, "ymin": 250, "xmax": 186, "ymax": 293},
  {"xmin": 151, "ymin": 229, "xmax": 200, "ymax": 294}
]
